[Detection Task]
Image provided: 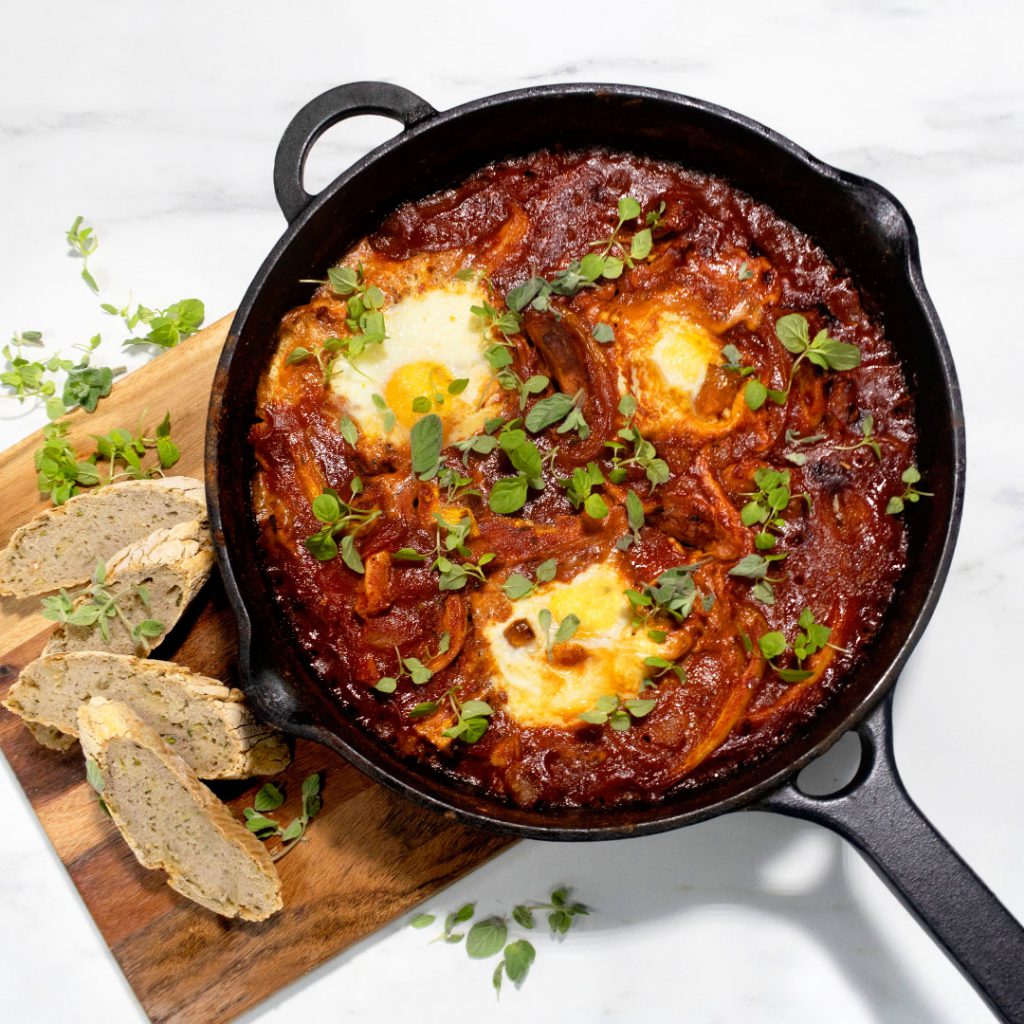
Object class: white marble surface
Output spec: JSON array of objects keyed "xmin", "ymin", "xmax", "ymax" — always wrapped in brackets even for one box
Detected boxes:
[{"xmin": 1, "ymin": 2, "xmax": 1022, "ymax": 1021}]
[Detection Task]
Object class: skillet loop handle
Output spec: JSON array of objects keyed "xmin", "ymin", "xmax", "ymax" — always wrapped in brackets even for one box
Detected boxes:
[
  {"xmin": 757, "ymin": 691, "xmax": 1024, "ymax": 1023},
  {"xmin": 273, "ymin": 81, "xmax": 438, "ymax": 224}
]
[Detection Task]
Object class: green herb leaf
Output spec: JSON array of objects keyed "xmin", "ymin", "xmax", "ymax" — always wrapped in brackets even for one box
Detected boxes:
[
  {"xmin": 591, "ymin": 322, "xmax": 615, "ymax": 344},
  {"xmin": 254, "ymin": 782, "xmax": 285, "ymax": 812},
  {"xmin": 775, "ymin": 313, "xmax": 810, "ymax": 354},
  {"xmin": 630, "ymin": 228, "xmax": 652, "ymax": 260},
  {"xmin": 410, "ymin": 413, "xmax": 443, "ymax": 477},
  {"xmin": 466, "ymin": 917, "xmax": 509, "ymax": 959},
  {"xmin": 85, "ymin": 757, "xmax": 104, "ymax": 793},
  {"xmin": 525, "ymin": 392, "xmax": 575, "ymax": 432},
  {"xmin": 339, "ymin": 415, "xmax": 359, "ymax": 446},
  {"xmin": 489, "ymin": 475, "xmax": 529, "ymax": 514},
  {"xmin": 511, "ymin": 905, "xmax": 535, "ymax": 929},
  {"xmin": 744, "ymin": 378, "xmax": 768, "ymax": 411},
  {"xmin": 503, "ymin": 939, "xmax": 536, "ymax": 984},
  {"xmin": 502, "ymin": 574, "xmax": 535, "ymax": 600},
  {"xmin": 758, "ymin": 631, "xmax": 787, "ymax": 660},
  {"xmin": 618, "ymin": 195, "xmax": 642, "ymax": 221},
  {"xmin": 410, "ymin": 913, "xmax": 436, "ymax": 929}
]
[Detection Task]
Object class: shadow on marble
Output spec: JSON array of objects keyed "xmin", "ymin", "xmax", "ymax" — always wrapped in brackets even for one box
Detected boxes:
[{"xmin": 238, "ymin": 734, "xmax": 953, "ymax": 1023}]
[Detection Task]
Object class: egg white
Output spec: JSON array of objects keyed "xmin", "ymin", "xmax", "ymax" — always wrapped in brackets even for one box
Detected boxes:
[
  {"xmin": 330, "ymin": 278, "xmax": 503, "ymax": 444},
  {"xmin": 615, "ymin": 307, "xmax": 743, "ymax": 437},
  {"xmin": 480, "ymin": 559, "xmax": 670, "ymax": 729}
]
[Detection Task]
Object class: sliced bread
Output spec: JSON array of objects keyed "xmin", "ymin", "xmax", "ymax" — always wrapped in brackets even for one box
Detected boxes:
[
  {"xmin": 43, "ymin": 519, "xmax": 213, "ymax": 657},
  {"xmin": 23, "ymin": 719, "xmax": 79, "ymax": 752},
  {"xmin": 78, "ymin": 697, "xmax": 282, "ymax": 921},
  {"xmin": 5, "ymin": 652, "xmax": 291, "ymax": 778},
  {"xmin": 0, "ymin": 476, "xmax": 206, "ymax": 598}
]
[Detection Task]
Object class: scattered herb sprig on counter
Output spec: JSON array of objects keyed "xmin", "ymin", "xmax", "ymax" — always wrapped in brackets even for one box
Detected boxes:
[
  {"xmin": 119, "ymin": 299, "xmax": 206, "ymax": 351},
  {"xmin": 66, "ymin": 216, "xmax": 100, "ymax": 293},
  {"xmin": 2, "ymin": 331, "xmax": 68, "ymax": 406},
  {"xmin": 410, "ymin": 886, "xmax": 590, "ymax": 997},
  {"xmin": 69, "ymin": 216, "xmax": 205, "ymax": 352},
  {"xmin": 35, "ymin": 412, "xmax": 182, "ymax": 505},
  {"xmin": 242, "ymin": 773, "xmax": 323, "ymax": 861}
]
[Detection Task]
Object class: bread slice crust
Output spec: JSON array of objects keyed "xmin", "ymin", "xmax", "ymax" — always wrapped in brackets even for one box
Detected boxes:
[
  {"xmin": 43, "ymin": 519, "xmax": 213, "ymax": 657},
  {"xmin": 78, "ymin": 697, "xmax": 282, "ymax": 921},
  {"xmin": 5, "ymin": 652, "xmax": 291, "ymax": 778},
  {"xmin": 0, "ymin": 476, "xmax": 206, "ymax": 598}
]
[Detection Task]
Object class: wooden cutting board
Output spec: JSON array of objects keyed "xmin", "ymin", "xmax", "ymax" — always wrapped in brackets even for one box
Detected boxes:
[{"xmin": 0, "ymin": 315, "xmax": 511, "ymax": 1024}]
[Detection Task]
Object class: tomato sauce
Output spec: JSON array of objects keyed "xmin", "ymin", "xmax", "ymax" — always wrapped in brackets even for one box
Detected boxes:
[{"xmin": 250, "ymin": 148, "xmax": 915, "ymax": 809}]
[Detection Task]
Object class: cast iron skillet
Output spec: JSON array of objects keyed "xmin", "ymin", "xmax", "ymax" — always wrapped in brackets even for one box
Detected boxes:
[{"xmin": 207, "ymin": 83, "xmax": 1024, "ymax": 1021}]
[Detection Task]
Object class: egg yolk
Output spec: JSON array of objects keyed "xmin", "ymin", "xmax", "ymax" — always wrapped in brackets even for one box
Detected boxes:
[
  {"xmin": 547, "ymin": 570, "xmax": 624, "ymax": 639},
  {"xmin": 384, "ymin": 360, "xmax": 453, "ymax": 429}
]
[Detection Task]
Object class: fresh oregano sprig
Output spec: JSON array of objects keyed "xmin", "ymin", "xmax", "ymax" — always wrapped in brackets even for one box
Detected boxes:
[
  {"xmin": 34, "ymin": 413, "xmax": 181, "ymax": 505},
  {"xmin": 242, "ymin": 773, "xmax": 323, "ymax": 861},
  {"xmin": 501, "ymin": 558, "xmax": 557, "ymax": 600},
  {"xmin": 740, "ymin": 466, "xmax": 810, "ymax": 551},
  {"xmin": 625, "ymin": 562, "xmax": 710, "ymax": 627},
  {"xmin": 579, "ymin": 693, "xmax": 656, "ymax": 730},
  {"xmin": 374, "ymin": 633, "xmax": 451, "ymax": 693},
  {"xmin": 605, "ymin": 393, "xmax": 670, "ymax": 489},
  {"xmin": 728, "ymin": 551, "xmax": 788, "ymax": 605},
  {"xmin": 744, "ymin": 313, "xmax": 861, "ymax": 410},
  {"xmin": 304, "ymin": 482, "xmax": 381, "ymax": 571},
  {"xmin": 886, "ymin": 465, "xmax": 932, "ymax": 514},
  {"xmin": 66, "ymin": 215, "xmax": 99, "ymax": 293},
  {"xmin": 536, "ymin": 608, "xmax": 580, "ymax": 661},
  {"xmin": 410, "ymin": 885, "xmax": 590, "ymax": 997},
  {"xmin": 40, "ymin": 559, "xmax": 164, "ymax": 650},
  {"xmin": 836, "ymin": 412, "xmax": 882, "ymax": 460}
]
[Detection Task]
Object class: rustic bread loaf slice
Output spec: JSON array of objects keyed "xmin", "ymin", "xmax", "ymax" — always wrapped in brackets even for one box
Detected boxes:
[
  {"xmin": 5, "ymin": 652, "xmax": 291, "ymax": 777},
  {"xmin": 0, "ymin": 476, "xmax": 206, "ymax": 598},
  {"xmin": 43, "ymin": 519, "xmax": 213, "ymax": 657},
  {"xmin": 78, "ymin": 697, "xmax": 282, "ymax": 921},
  {"xmin": 23, "ymin": 720, "xmax": 79, "ymax": 752}
]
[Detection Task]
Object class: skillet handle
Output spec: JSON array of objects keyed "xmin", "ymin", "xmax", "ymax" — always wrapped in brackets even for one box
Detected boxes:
[
  {"xmin": 273, "ymin": 81, "xmax": 438, "ymax": 223},
  {"xmin": 754, "ymin": 690, "xmax": 1024, "ymax": 1023}
]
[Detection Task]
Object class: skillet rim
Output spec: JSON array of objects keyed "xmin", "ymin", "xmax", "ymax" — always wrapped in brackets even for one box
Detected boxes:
[{"xmin": 206, "ymin": 82, "xmax": 966, "ymax": 840}]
